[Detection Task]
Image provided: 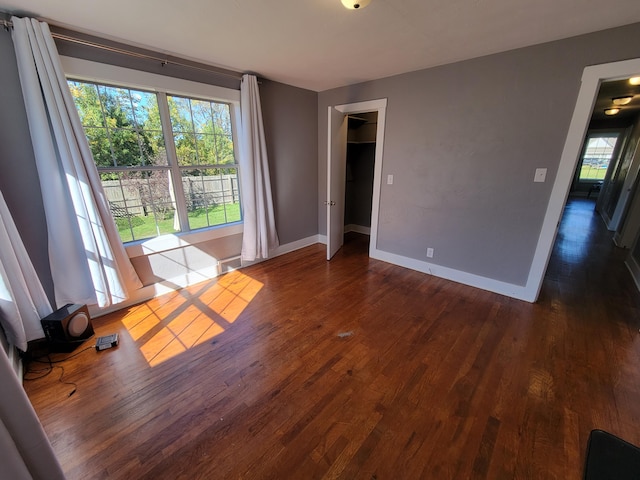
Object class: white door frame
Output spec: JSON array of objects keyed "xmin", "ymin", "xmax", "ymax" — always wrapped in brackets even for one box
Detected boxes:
[
  {"xmin": 328, "ymin": 98, "xmax": 387, "ymax": 258},
  {"xmin": 524, "ymin": 58, "xmax": 640, "ymax": 302}
]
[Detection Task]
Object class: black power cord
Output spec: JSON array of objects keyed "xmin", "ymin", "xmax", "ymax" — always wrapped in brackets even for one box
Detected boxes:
[{"xmin": 23, "ymin": 346, "xmax": 94, "ymax": 397}]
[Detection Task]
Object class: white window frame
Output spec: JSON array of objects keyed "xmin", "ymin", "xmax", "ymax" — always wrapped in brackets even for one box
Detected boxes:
[{"xmin": 60, "ymin": 56, "xmax": 243, "ymax": 258}]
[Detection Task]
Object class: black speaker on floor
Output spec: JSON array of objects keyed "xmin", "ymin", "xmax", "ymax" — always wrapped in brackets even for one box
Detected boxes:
[{"xmin": 41, "ymin": 304, "xmax": 94, "ymax": 351}]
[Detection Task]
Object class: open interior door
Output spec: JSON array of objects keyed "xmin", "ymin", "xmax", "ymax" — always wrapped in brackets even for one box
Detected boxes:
[{"xmin": 327, "ymin": 106, "xmax": 348, "ymax": 260}]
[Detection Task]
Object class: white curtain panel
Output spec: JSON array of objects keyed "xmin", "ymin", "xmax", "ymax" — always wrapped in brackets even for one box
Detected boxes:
[
  {"xmin": 0, "ymin": 190, "xmax": 51, "ymax": 351},
  {"xmin": 11, "ymin": 17, "xmax": 142, "ymax": 308},
  {"xmin": 0, "ymin": 344, "xmax": 65, "ymax": 480},
  {"xmin": 239, "ymin": 74, "xmax": 279, "ymax": 261}
]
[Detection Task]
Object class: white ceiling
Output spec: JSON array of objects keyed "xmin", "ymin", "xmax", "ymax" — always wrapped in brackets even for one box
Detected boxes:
[{"xmin": 2, "ymin": 0, "xmax": 640, "ymax": 91}]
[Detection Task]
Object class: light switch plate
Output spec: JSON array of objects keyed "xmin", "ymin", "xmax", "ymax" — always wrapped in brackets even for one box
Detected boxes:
[
  {"xmin": 534, "ymin": 168, "xmax": 547, "ymax": 183},
  {"xmin": 387, "ymin": 174, "xmax": 394, "ymax": 185}
]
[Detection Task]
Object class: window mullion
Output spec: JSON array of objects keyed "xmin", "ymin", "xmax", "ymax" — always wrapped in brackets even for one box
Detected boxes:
[
  {"xmin": 157, "ymin": 92, "xmax": 190, "ymax": 232},
  {"xmin": 230, "ymin": 103, "xmax": 243, "ymax": 217}
]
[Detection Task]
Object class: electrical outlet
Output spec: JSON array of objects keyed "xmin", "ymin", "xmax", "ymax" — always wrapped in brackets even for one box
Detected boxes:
[
  {"xmin": 426, "ymin": 248, "xmax": 434, "ymax": 258},
  {"xmin": 534, "ymin": 168, "xmax": 547, "ymax": 183}
]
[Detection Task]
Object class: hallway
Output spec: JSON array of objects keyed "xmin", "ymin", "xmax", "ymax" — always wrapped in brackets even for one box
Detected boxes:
[{"xmin": 541, "ymin": 196, "xmax": 640, "ymax": 313}]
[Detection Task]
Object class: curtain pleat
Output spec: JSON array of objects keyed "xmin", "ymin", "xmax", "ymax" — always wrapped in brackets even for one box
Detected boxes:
[
  {"xmin": 239, "ymin": 74, "xmax": 279, "ymax": 261},
  {"xmin": 11, "ymin": 16, "xmax": 142, "ymax": 308},
  {"xmin": 0, "ymin": 190, "xmax": 51, "ymax": 351}
]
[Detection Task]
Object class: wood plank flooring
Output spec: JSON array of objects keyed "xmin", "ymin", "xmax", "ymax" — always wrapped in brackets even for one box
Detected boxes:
[{"xmin": 24, "ymin": 197, "xmax": 640, "ymax": 479}]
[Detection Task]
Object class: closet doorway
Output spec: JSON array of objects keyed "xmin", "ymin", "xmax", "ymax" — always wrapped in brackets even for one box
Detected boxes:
[
  {"xmin": 344, "ymin": 112, "xmax": 377, "ymax": 243},
  {"xmin": 326, "ymin": 99, "xmax": 387, "ymax": 260},
  {"xmin": 325, "ymin": 99, "xmax": 387, "ymax": 260}
]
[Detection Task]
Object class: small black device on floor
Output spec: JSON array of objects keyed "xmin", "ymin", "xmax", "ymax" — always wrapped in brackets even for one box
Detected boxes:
[{"xmin": 95, "ymin": 334, "xmax": 119, "ymax": 351}]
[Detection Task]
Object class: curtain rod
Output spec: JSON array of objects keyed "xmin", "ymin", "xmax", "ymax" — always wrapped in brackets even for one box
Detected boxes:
[
  {"xmin": 0, "ymin": 18, "xmax": 244, "ymax": 81},
  {"xmin": 52, "ymin": 32, "xmax": 244, "ymax": 80}
]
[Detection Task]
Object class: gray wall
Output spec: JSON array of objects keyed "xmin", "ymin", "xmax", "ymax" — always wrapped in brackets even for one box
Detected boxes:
[
  {"xmin": 5, "ymin": 17, "xmax": 640, "ymax": 295},
  {"xmin": 259, "ymin": 80, "xmax": 318, "ymax": 244},
  {"xmin": 318, "ymin": 22, "xmax": 640, "ymax": 287},
  {"xmin": 0, "ymin": 24, "xmax": 54, "ymax": 303}
]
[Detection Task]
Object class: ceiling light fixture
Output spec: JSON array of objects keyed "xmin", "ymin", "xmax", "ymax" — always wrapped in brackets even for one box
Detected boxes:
[
  {"xmin": 630, "ymin": 77, "xmax": 640, "ymax": 86},
  {"xmin": 341, "ymin": 0, "xmax": 371, "ymax": 10},
  {"xmin": 604, "ymin": 108, "xmax": 620, "ymax": 116},
  {"xmin": 612, "ymin": 96, "xmax": 633, "ymax": 106}
]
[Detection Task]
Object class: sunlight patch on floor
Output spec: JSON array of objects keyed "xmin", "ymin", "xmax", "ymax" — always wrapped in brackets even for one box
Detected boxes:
[
  {"xmin": 121, "ymin": 304, "xmax": 162, "ymax": 341},
  {"xmin": 122, "ymin": 271, "xmax": 263, "ymax": 367}
]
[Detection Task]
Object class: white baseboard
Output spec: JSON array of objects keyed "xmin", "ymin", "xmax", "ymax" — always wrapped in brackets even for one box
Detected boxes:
[
  {"xmin": 271, "ymin": 235, "xmax": 323, "ymax": 257},
  {"xmin": 344, "ymin": 224, "xmax": 371, "ymax": 235},
  {"xmin": 370, "ymin": 247, "xmax": 532, "ymax": 302},
  {"xmin": 307, "ymin": 235, "xmax": 530, "ymax": 301},
  {"xmin": 91, "ymin": 233, "xmax": 536, "ymax": 319},
  {"xmin": 240, "ymin": 234, "xmax": 323, "ymax": 268},
  {"xmin": 599, "ymin": 209, "xmax": 618, "ymax": 232}
]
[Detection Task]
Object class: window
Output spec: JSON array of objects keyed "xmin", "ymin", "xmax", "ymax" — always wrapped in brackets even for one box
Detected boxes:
[
  {"xmin": 578, "ymin": 133, "xmax": 620, "ymax": 182},
  {"xmin": 68, "ymin": 79, "xmax": 241, "ymax": 243},
  {"xmin": 167, "ymin": 95, "xmax": 240, "ymax": 231}
]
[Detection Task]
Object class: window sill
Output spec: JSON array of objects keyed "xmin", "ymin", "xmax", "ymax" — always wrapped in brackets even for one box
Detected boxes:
[{"xmin": 125, "ymin": 222, "xmax": 243, "ymax": 258}]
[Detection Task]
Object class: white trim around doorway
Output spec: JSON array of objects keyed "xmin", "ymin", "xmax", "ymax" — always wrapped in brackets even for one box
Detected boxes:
[
  {"xmin": 523, "ymin": 58, "xmax": 640, "ymax": 302},
  {"xmin": 332, "ymin": 99, "xmax": 388, "ymax": 259}
]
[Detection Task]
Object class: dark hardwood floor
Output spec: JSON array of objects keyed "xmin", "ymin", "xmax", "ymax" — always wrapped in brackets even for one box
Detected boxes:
[{"xmin": 24, "ymin": 197, "xmax": 640, "ymax": 479}]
